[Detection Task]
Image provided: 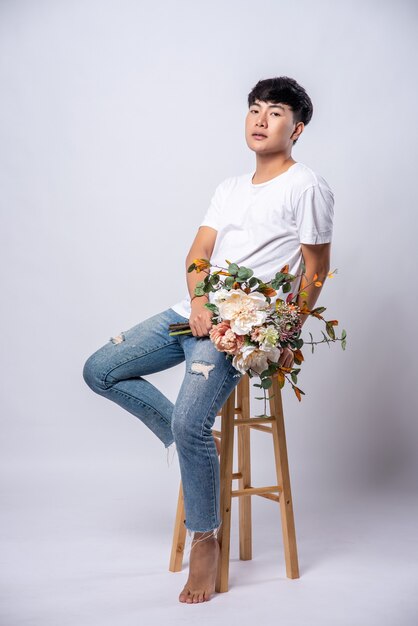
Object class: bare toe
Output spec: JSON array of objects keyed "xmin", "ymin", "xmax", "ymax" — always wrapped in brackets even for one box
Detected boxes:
[{"xmin": 179, "ymin": 586, "xmax": 189, "ymax": 603}]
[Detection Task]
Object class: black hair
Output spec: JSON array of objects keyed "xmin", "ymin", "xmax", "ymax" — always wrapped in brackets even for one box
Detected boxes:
[{"xmin": 247, "ymin": 76, "xmax": 313, "ymax": 145}]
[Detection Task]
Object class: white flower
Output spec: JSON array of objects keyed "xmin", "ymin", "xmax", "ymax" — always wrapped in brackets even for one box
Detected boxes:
[
  {"xmin": 214, "ymin": 288, "xmax": 269, "ymax": 335},
  {"xmin": 258, "ymin": 324, "xmax": 279, "ymax": 348},
  {"xmin": 232, "ymin": 343, "xmax": 282, "ymax": 375}
]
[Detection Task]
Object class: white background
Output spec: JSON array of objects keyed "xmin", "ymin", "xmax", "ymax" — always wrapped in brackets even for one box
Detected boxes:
[{"xmin": 1, "ymin": 0, "xmax": 417, "ymax": 624}]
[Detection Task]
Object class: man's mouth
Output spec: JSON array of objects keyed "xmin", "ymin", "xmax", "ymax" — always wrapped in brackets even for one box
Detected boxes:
[{"xmin": 252, "ymin": 133, "xmax": 267, "ymax": 139}]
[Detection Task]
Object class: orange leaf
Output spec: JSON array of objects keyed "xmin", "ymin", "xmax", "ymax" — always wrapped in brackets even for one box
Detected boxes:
[
  {"xmin": 276, "ymin": 370, "xmax": 285, "ymax": 387},
  {"xmin": 314, "ymin": 281, "xmax": 322, "ymax": 287},
  {"xmin": 313, "ymin": 273, "xmax": 318, "ymax": 281},
  {"xmin": 280, "ymin": 264, "xmax": 289, "ymax": 274},
  {"xmin": 260, "ymin": 286, "xmax": 277, "ymax": 297},
  {"xmin": 293, "ymin": 349, "xmax": 304, "ymax": 362},
  {"xmin": 192, "ymin": 258, "xmax": 211, "ymax": 273},
  {"xmin": 294, "ymin": 386, "xmax": 302, "ymax": 401}
]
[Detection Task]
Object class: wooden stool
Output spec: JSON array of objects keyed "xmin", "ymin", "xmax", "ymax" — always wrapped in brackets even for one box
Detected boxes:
[{"xmin": 168, "ymin": 372, "xmax": 300, "ymax": 592}]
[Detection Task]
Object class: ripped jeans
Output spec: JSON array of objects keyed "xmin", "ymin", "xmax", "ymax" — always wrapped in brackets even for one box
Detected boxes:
[{"xmin": 82, "ymin": 307, "xmax": 242, "ymax": 535}]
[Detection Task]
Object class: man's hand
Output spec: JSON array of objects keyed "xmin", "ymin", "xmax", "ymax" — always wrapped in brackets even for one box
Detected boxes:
[
  {"xmin": 278, "ymin": 346, "xmax": 295, "ymax": 369},
  {"xmin": 189, "ymin": 299, "xmax": 213, "ymax": 337}
]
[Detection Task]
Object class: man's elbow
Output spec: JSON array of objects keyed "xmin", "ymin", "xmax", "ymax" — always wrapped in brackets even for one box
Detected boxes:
[
  {"xmin": 186, "ymin": 248, "xmax": 211, "ymax": 266},
  {"xmin": 301, "ymin": 243, "xmax": 331, "ymax": 277},
  {"xmin": 303, "ymin": 260, "xmax": 330, "ymax": 281}
]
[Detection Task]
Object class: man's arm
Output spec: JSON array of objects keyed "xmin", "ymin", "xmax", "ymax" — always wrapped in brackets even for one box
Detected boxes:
[
  {"xmin": 185, "ymin": 226, "xmax": 217, "ymax": 303},
  {"xmin": 296, "ymin": 242, "xmax": 331, "ymax": 328},
  {"xmin": 185, "ymin": 226, "xmax": 218, "ymax": 336},
  {"xmin": 280, "ymin": 241, "xmax": 331, "ymax": 368}
]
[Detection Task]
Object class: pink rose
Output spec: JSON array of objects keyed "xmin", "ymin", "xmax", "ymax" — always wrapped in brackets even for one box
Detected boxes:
[{"xmin": 209, "ymin": 321, "xmax": 245, "ymax": 355}]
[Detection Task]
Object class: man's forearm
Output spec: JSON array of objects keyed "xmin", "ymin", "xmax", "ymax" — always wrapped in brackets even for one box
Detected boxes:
[
  {"xmin": 186, "ymin": 253, "xmax": 210, "ymax": 304},
  {"xmin": 296, "ymin": 264, "xmax": 329, "ymax": 328}
]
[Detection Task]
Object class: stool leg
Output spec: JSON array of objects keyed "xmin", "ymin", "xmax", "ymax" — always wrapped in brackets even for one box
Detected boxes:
[
  {"xmin": 215, "ymin": 387, "xmax": 236, "ymax": 593},
  {"xmin": 169, "ymin": 481, "xmax": 187, "ymax": 572},
  {"xmin": 269, "ymin": 376, "xmax": 300, "ymax": 579},
  {"xmin": 237, "ymin": 375, "xmax": 252, "ymax": 560}
]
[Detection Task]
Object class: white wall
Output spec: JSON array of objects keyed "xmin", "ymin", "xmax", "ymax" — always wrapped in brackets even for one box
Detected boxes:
[{"xmin": 1, "ymin": 0, "xmax": 417, "ymax": 507}]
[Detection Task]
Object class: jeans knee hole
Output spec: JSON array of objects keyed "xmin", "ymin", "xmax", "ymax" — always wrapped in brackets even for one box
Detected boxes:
[
  {"xmin": 110, "ymin": 332, "xmax": 125, "ymax": 344},
  {"xmin": 190, "ymin": 361, "xmax": 216, "ymax": 380}
]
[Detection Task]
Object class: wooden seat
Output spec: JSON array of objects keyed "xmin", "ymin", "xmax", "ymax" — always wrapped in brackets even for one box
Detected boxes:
[{"xmin": 168, "ymin": 372, "xmax": 300, "ymax": 592}]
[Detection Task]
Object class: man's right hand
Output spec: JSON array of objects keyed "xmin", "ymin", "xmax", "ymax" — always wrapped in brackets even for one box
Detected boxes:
[{"xmin": 189, "ymin": 299, "xmax": 214, "ymax": 337}]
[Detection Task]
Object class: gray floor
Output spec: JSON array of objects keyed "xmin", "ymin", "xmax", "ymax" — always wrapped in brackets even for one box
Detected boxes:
[{"xmin": 1, "ymin": 465, "xmax": 417, "ymax": 626}]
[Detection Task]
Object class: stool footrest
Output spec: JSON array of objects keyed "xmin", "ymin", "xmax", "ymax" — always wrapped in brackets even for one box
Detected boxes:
[
  {"xmin": 248, "ymin": 423, "xmax": 273, "ymax": 434},
  {"xmin": 234, "ymin": 416, "xmax": 275, "ymax": 425},
  {"xmin": 212, "ymin": 419, "xmax": 275, "ymax": 439},
  {"xmin": 258, "ymin": 492, "xmax": 281, "ymax": 503},
  {"xmin": 231, "ymin": 484, "xmax": 282, "ymax": 497}
]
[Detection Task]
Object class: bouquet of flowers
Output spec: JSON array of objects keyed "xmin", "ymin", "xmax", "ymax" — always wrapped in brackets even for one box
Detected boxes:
[{"xmin": 168, "ymin": 258, "xmax": 346, "ymax": 405}]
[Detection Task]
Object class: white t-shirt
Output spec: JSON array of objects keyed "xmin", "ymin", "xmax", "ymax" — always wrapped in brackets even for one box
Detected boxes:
[{"xmin": 170, "ymin": 161, "xmax": 334, "ymax": 320}]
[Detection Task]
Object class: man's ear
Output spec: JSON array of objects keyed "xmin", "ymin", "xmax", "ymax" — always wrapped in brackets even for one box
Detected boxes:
[{"xmin": 291, "ymin": 121, "xmax": 304, "ymax": 142}]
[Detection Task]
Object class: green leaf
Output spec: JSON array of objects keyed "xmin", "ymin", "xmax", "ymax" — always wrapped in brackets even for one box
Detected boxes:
[
  {"xmin": 325, "ymin": 321, "xmax": 336, "ymax": 340},
  {"xmin": 237, "ymin": 267, "xmax": 254, "ymax": 280},
  {"xmin": 228, "ymin": 263, "xmax": 239, "ymax": 275}
]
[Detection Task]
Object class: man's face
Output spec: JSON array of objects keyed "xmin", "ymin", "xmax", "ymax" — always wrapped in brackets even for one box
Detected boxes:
[{"xmin": 245, "ymin": 99, "xmax": 301, "ymax": 154}]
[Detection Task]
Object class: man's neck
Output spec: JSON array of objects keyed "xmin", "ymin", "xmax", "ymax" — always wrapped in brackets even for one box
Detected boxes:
[{"xmin": 251, "ymin": 155, "xmax": 296, "ymax": 185}]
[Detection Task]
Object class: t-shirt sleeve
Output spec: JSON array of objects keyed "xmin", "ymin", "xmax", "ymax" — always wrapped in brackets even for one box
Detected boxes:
[
  {"xmin": 198, "ymin": 180, "xmax": 227, "ymax": 231},
  {"xmin": 293, "ymin": 181, "xmax": 334, "ymax": 244}
]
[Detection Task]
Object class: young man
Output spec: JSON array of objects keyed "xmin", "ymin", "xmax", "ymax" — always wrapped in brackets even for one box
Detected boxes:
[{"xmin": 83, "ymin": 76, "xmax": 334, "ymax": 604}]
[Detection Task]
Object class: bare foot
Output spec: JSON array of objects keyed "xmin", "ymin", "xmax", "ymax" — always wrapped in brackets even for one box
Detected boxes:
[
  {"xmin": 213, "ymin": 435, "xmax": 221, "ymax": 456},
  {"xmin": 179, "ymin": 533, "xmax": 220, "ymax": 603}
]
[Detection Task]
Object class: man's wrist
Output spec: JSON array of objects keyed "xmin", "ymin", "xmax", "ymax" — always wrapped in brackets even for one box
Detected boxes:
[{"xmin": 191, "ymin": 294, "xmax": 209, "ymax": 304}]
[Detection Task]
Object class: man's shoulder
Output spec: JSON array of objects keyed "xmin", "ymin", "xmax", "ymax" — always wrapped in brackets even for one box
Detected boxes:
[
  {"xmin": 290, "ymin": 162, "xmax": 333, "ymax": 194},
  {"xmin": 216, "ymin": 172, "xmax": 250, "ymax": 190}
]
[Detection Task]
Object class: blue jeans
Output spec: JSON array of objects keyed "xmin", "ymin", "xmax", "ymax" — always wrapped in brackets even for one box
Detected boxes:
[{"xmin": 82, "ymin": 307, "xmax": 242, "ymax": 533}]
